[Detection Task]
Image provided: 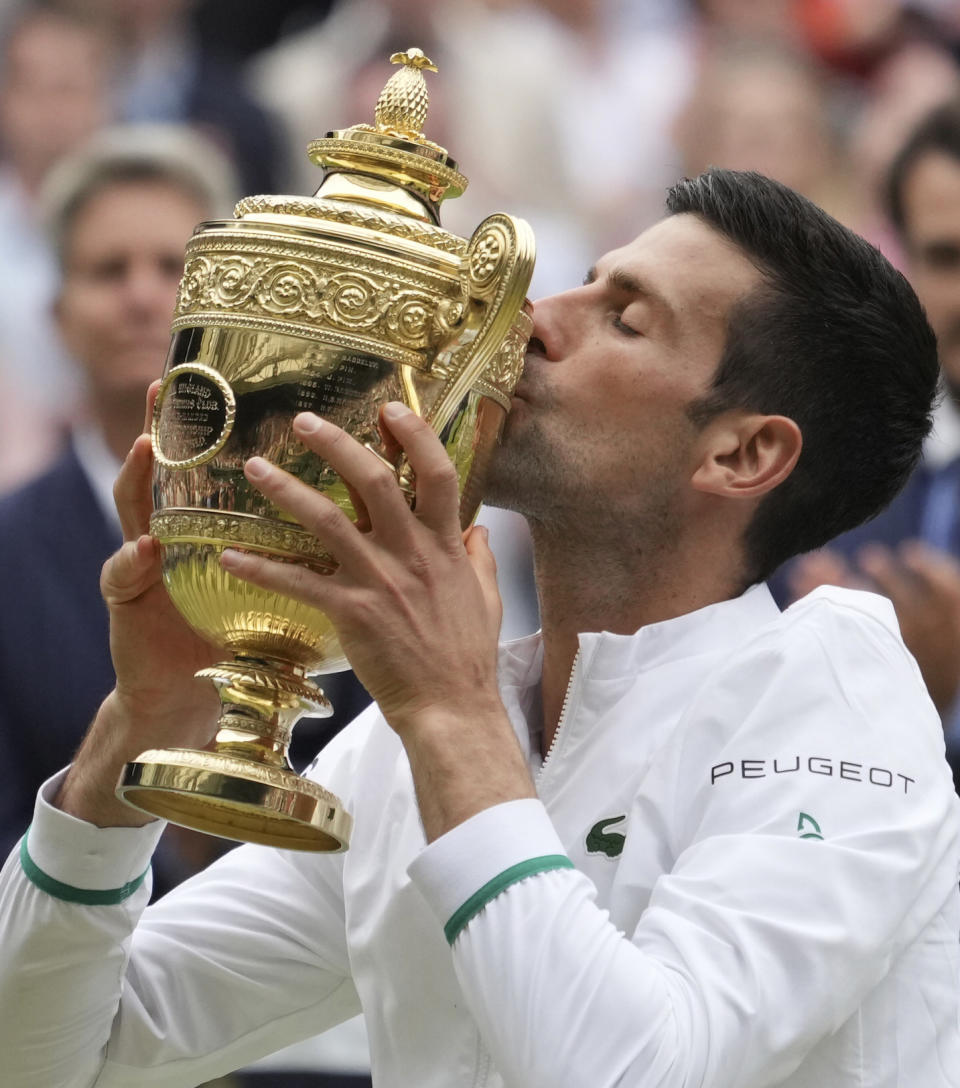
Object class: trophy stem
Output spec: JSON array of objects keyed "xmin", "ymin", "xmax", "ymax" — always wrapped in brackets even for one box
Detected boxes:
[
  {"xmin": 202, "ymin": 654, "xmax": 333, "ymax": 767},
  {"xmin": 116, "ymin": 655, "xmax": 351, "ymax": 852}
]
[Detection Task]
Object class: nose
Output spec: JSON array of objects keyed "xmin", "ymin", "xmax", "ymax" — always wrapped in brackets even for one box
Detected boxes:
[
  {"xmin": 124, "ymin": 261, "xmax": 179, "ymax": 319},
  {"xmin": 529, "ymin": 284, "xmax": 583, "ymax": 360}
]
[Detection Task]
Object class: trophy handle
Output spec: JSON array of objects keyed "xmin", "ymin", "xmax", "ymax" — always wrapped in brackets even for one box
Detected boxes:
[{"xmin": 425, "ymin": 212, "xmax": 535, "ymax": 436}]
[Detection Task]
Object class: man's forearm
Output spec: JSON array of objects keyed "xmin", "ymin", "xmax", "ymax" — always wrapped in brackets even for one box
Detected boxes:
[
  {"xmin": 398, "ymin": 702, "xmax": 536, "ymax": 843},
  {"xmin": 56, "ymin": 693, "xmax": 158, "ymax": 828}
]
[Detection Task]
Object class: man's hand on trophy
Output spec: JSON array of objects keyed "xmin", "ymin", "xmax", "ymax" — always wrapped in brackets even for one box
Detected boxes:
[
  {"xmin": 57, "ymin": 386, "xmax": 220, "ymax": 827},
  {"xmin": 105, "ymin": 409, "xmax": 220, "ymax": 732},
  {"xmin": 220, "ymin": 402, "xmax": 536, "ymax": 840},
  {"xmin": 221, "ymin": 402, "xmax": 503, "ymax": 731}
]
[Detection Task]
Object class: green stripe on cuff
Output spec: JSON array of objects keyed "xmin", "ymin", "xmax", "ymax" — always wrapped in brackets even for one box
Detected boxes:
[
  {"xmin": 19, "ymin": 831, "xmax": 149, "ymax": 906},
  {"xmin": 444, "ymin": 854, "xmax": 574, "ymax": 945}
]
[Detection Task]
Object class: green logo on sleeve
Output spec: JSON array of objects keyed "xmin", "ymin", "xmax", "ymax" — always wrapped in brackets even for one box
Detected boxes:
[
  {"xmin": 797, "ymin": 812, "xmax": 824, "ymax": 840},
  {"xmin": 586, "ymin": 815, "xmax": 627, "ymax": 858}
]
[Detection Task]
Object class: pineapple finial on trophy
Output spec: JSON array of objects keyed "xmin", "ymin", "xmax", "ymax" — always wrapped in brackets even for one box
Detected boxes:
[
  {"xmin": 375, "ymin": 47, "xmax": 439, "ymax": 140},
  {"xmin": 307, "ymin": 45, "xmax": 464, "ymax": 210}
]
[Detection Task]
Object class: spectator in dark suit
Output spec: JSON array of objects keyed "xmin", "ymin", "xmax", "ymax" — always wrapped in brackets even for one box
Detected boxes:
[
  {"xmin": 0, "ymin": 124, "xmax": 238, "ymax": 870},
  {"xmin": 772, "ymin": 99, "xmax": 960, "ymax": 792}
]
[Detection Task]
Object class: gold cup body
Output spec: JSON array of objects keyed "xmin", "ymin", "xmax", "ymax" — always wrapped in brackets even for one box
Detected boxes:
[{"xmin": 116, "ymin": 159, "xmax": 534, "ymax": 851}]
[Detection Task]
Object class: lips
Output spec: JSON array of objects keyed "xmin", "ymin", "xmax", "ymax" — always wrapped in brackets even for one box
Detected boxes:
[
  {"xmin": 513, "ymin": 355, "xmax": 543, "ymax": 402},
  {"xmin": 512, "ymin": 380, "xmax": 532, "ymax": 403}
]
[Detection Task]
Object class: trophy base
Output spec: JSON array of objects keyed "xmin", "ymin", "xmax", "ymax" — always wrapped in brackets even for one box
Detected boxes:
[
  {"xmin": 116, "ymin": 655, "xmax": 351, "ymax": 851},
  {"xmin": 118, "ymin": 749, "xmax": 352, "ymax": 851}
]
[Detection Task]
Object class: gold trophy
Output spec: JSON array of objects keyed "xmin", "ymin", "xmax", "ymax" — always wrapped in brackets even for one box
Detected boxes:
[{"xmin": 115, "ymin": 49, "xmax": 535, "ymax": 851}]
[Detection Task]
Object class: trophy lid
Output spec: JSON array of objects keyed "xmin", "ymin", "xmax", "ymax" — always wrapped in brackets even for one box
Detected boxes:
[{"xmin": 306, "ymin": 48, "xmax": 468, "ymax": 221}]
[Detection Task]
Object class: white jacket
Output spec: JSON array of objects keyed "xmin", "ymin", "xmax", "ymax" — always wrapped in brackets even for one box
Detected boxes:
[{"xmin": 1, "ymin": 584, "xmax": 958, "ymax": 1087}]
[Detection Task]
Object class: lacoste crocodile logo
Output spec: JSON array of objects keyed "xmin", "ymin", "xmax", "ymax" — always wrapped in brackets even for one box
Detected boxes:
[{"xmin": 586, "ymin": 815, "xmax": 627, "ymax": 858}]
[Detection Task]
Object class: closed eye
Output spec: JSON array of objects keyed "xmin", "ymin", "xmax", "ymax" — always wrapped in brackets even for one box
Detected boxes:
[{"xmin": 612, "ymin": 313, "xmax": 640, "ymax": 336}]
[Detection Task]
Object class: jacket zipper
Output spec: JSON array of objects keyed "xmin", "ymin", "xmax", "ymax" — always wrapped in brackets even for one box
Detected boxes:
[{"xmin": 536, "ymin": 646, "xmax": 582, "ymax": 785}]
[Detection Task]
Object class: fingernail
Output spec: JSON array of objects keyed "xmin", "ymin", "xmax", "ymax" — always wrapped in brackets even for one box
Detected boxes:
[
  {"xmin": 245, "ymin": 457, "xmax": 269, "ymax": 481},
  {"xmin": 294, "ymin": 412, "xmax": 322, "ymax": 433},
  {"xmin": 383, "ymin": 401, "xmax": 411, "ymax": 420},
  {"xmin": 220, "ymin": 548, "xmax": 244, "ymax": 569}
]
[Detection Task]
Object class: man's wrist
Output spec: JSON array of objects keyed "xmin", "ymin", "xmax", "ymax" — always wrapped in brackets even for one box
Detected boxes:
[
  {"xmin": 396, "ymin": 700, "xmax": 537, "ymax": 843},
  {"xmin": 55, "ymin": 692, "xmax": 158, "ymax": 829}
]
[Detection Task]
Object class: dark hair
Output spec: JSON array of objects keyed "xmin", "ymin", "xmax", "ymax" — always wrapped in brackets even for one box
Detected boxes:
[
  {"xmin": 670, "ymin": 169, "xmax": 939, "ymax": 584},
  {"xmin": 887, "ymin": 98, "xmax": 960, "ymax": 237}
]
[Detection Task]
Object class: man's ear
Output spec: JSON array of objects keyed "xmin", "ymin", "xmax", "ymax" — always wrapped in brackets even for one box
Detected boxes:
[{"xmin": 691, "ymin": 413, "xmax": 802, "ymax": 500}]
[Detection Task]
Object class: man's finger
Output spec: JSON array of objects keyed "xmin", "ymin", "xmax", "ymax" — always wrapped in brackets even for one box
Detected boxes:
[
  {"xmin": 292, "ymin": 412, "xmax": 416, "ymax": 541},
  {"xmin": 100, "ymin": 535, "xmax": 160, "ymax": 606},
  {"xmin": 219, "ymin": 547, "xmax": 336, "ymax": 614},
  {"xmin": 243, "ymin": 455, "xmax": 375, "ymax": 576},
  {"xmin": 114, "ymin": 434, "xmax": 155, "ymax": 543},
  {"xmin": 464, "ymin": 525, "xmax": 503, "ymax": 636},
  {"xmin": 379, "ymin": 402, "xmax": 462, "ymax": 542},
  {"xmin": 143, "ymin": 379, "xmax": 162, "ymax": 435}
]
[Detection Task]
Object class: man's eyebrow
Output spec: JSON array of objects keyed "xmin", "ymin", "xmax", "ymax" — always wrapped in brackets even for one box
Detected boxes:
[{"xmin": 583, "ymin": 265, "xmax": 675, "ymax": 324}]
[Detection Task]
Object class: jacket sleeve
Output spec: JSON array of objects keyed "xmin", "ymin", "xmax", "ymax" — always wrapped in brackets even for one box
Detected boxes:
[
  {"xmin": 0, "ymin": 771, "xmax": 359, "ymax": 1088},
  {"xmin": 408, "ymin": 609, "xmax": 960, "ymax": 1088}
]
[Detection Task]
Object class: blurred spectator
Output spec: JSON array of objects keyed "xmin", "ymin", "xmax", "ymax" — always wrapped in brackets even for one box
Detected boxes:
[
  {"xmin": 60, "ymin": 0, "xmax": 286, "ymax": 194},
  {"xmin": 691, "ymin": 0, "xmax": 802, "ymax": 43},
  {"xmin": 530, "ymin": 0, "xmax": 697, "ymax": 256},
  {"xmin": 847, "ymin": 38, "xmax": 960, "ymax": 255},
  {"xmin": 674, "ymin": 38, "xmax": 856, "ymax": 226},
  {"xmin": 0, "ymin": 122, "xmax": 237, "ymax": 876},
  {"xmin": 0, "ymin": 371, "xmax": 59, "ymax": 491},
  {"xmin": 795, "ymin": 0, "xmax": 960, "ymax": 77},
  {"xmin": 773, "ymin": 98, "xmax": 960, "ymax": 793},
  {"xmin": 674, "ymin": 8, "xmax": 960, "ymax": 258},
  {"xmin": 796, "ymin": 0, "xmax": 906, "ymax": 71},
  {"xmin": 0, "ymin": 2, "xmax": 114, "ymax": 490}
]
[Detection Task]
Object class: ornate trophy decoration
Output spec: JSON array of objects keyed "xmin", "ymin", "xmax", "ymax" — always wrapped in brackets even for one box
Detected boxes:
[{"xmin": 115, "ymin": 49, "xmax": 535, "ymax": 851}]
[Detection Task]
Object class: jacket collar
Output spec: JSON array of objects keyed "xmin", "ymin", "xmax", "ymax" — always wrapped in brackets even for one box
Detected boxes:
[{"xmin": 497, "ymin": 583, "xmax": 782, "ymax": 692}]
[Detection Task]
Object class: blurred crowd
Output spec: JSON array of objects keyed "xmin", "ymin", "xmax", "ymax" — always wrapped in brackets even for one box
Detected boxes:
[
  {"xmin": 5, "ymin": 0, "xmax": 960, "ymax": 494},
  {"xmin": 3, "ymin": 0, "xmax": 960, "ymax": 1084}
]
